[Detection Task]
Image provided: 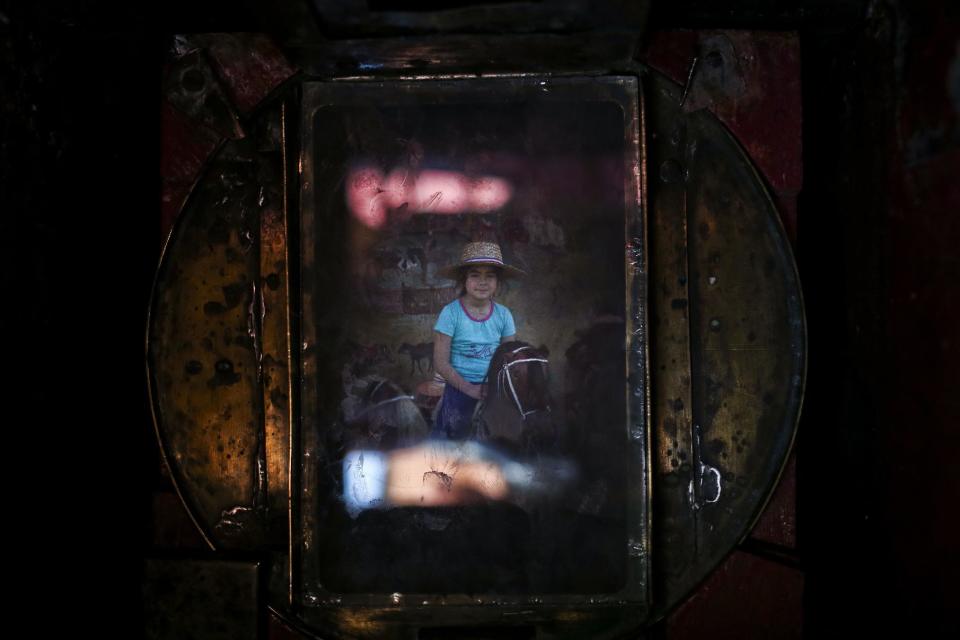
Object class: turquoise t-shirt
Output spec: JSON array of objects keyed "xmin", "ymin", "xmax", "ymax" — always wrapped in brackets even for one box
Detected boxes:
[{"xmin": 434, "ymin": 299, "xmax": 517, "ymax": 383}]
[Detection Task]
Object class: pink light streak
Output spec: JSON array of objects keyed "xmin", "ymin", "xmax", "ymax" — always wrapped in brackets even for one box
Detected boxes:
[{"xmin": 346, "ymin": 165, "xmax": 513, "ymax": 229}]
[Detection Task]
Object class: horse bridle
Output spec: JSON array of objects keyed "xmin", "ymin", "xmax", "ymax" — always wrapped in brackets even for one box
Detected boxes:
[{"xmin": 496, "ymin": 345, "xmax": 549, "ymax": 420}]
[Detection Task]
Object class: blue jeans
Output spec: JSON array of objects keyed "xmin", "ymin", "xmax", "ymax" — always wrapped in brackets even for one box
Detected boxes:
[{"xmin": 431, "ymin": 384, "xmax": 479, "ymax": 440}]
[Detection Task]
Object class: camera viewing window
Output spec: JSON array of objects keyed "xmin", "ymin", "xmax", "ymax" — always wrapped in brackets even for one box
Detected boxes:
[{"xmin": 297, "ymin": 76, "xmax": 649, "ymax": 607}]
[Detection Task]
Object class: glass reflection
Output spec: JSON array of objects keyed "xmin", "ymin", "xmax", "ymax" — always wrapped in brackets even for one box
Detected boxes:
[
  {"xmin": 306, "ymin": 91, "xmax": 631, "ymax": 595},
  {"xmin": 343, "ymin": 440, "xmax": 578, "ymax": 517}
]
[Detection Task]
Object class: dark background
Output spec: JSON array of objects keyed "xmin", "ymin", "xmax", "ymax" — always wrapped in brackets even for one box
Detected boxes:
[{"xmin": 8, "ymin": 0, "xmax": 957, "ymax": 636}]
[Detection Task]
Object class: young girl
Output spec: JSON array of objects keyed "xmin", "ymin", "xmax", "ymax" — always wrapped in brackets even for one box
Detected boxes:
[{"xmin": 432, "ymin": 241, "xmax": 523, "ymax": 439}]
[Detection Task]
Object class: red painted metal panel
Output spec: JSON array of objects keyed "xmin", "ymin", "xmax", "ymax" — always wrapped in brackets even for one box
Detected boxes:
[
  {"xmin": 192, "ymin": 34, "xmax": 297, "ymax": 117},
  {"xmin": 160, "ymin": 100, "xmax": 221, "ymax": 240},
  {"xmin": 666, "ymin": 551, "xmax": 803, "ymax": 639},
  {"xmin": 750, "ymin": 451, "xmax": 797, "ymax": 549},
  {"xmin": 641, "ymin": 31, "xmax": 802, "ymax": 242}
]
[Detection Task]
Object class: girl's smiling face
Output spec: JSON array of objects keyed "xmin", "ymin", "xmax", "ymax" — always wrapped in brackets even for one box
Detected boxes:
[{"xmin": 463, "ymin": 265, "xmax": 499, "ymax": 304}]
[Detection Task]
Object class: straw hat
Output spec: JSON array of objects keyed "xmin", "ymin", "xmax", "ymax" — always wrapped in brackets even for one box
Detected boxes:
[{"xmin": 437, "ymin": 242, "xmax": 525, "ymax": 280}]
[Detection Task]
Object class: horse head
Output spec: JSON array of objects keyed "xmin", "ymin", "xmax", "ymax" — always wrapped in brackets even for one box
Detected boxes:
[{"xmin": 476, "ymin": 341, "xmax": 555, "ymax": 453}]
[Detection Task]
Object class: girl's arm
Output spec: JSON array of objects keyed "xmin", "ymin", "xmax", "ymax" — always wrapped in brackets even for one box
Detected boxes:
[{"xmin": 434, "ymin": 331, "xmax": 483, "ymax": 399}]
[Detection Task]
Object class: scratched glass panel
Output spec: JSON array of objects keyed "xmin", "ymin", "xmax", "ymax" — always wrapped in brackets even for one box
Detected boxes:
[{"xmin": 298, "ymin": 78, "xmax": 647, "ymax": 603}]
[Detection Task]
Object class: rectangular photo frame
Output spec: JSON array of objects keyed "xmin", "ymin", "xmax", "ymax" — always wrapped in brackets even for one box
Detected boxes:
[{"xmin": 295, "ymin": 76, "xmax": 650, "ymax": 615}]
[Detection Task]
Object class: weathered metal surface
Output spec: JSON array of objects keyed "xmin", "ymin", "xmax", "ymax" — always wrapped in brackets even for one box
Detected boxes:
[
  {"xmin": 163, "ymin": 49, "xmax": 245, "ymax": 141},
  {"xmin": 149, "ymin": 104, "xmax": 288, "ymax": 550},
  {"xmin": 161, "ymin": 34, "xmax": 298, "ymax": 241},
  {"xmin": 295, "ymin": 604, "xmax": 649, "ymax": 640},
  {"xmin": 641, "ymin": 35, "xmax": 804, "ymax": 630},
  {"xmin": 153, "ymin": 33, "xmax": 298, "ymax": 554},
  {"xmin": 310, "ymin": 0, "xmax": 649, "ymax": 38},
  {"xmin": 188, "ymin": 33, "xmax": 298, "ymax": 117},
  {"xmin": 259, "ymin": 180, "xmax": 293, "ymax": 545},
  {"xmin": 143, "ymin": 556, "xmax": 265, "ymax": 640},
  {"xmin": 641, "ymin": 31, "xmax": 803, "ymax": 241},
  {"xmin": 648, "ymin": 101, "xmax": 700, "ymax": 593},
  {"xmin": 645, "ymin": 69, "xmax": 805, "ymax": 620},
  {"xmin": 161, "ymin": 99, "xmax": 223, "ymax": 238},
  {"xmin": 289, "ymin": 33, "xmax": 638, "ymax": 77},
  {"xmin": 642, "ymin": 31, "xmax": 803, "ymax": 576}
]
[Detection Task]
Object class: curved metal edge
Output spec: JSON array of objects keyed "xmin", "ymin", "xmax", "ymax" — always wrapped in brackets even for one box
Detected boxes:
[
  {"xmin": 701, "ymin": 114, "xmax": 808, "ymax": 553},
  {"xmin": 145, "ymin": 135, "xmax": 229, "ymax": 553},
  {"xmin": 147, "ymin": 75, "xmax": 305, "ymax": 558},
  {"xmin": 640, "ymin": 66, "xmax": 808, "ymax": 624}
]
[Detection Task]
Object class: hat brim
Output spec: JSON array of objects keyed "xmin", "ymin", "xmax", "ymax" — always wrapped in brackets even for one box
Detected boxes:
[{"xmin": 437, "ymin": 260, "xmax": 525, "ymax": 281}]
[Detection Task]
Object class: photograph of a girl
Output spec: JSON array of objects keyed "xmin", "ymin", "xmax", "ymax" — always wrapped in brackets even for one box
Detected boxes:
[
  {"xmin": 431, "ymin": 242, "xmax": 521, "ymax": 439},
  {"xmin": 301, "ymin": 79, "xmax": 642, "ymax": 597}
]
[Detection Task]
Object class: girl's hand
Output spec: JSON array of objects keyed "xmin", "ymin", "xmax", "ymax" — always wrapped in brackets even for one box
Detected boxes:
[{"xmin": 465, "ymin": 383, "xmax": 483, "ymax": 400}]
